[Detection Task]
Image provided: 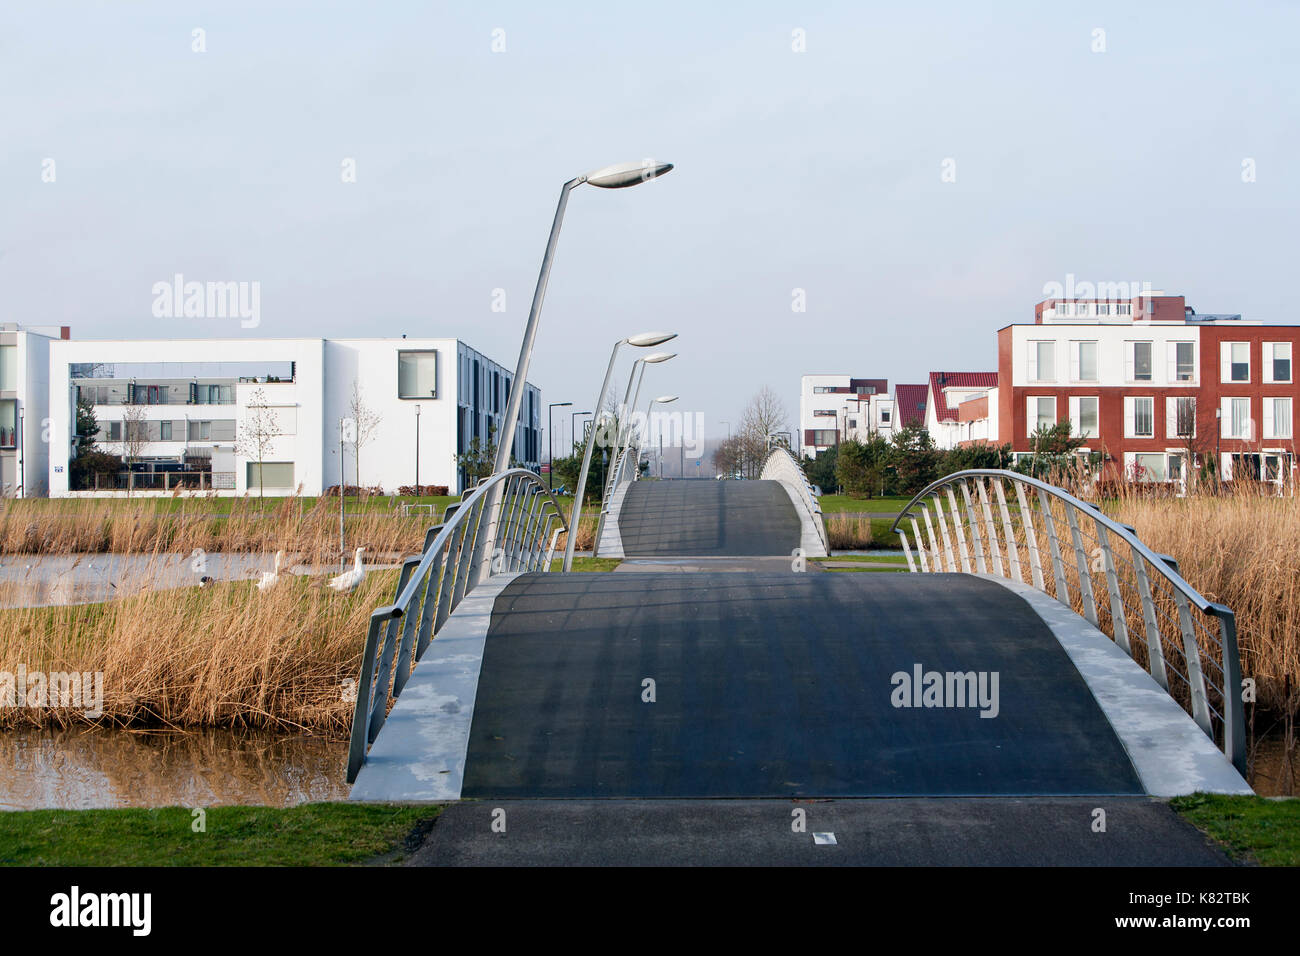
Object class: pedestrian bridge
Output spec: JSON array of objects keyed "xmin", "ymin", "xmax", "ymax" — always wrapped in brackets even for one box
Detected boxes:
[{"xmin": 345, "ymin": 453, "xmax": 1250, "ymax": 808}]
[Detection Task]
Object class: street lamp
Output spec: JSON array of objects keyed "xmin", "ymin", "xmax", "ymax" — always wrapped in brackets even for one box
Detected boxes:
[
  {"xmin": 547, "ymin": 402, "xmax": 572, "ymax": 489},
  {"xmin": 492, "ymin": 160, "xmax": 673, "ymax": 477},
  {"xmin": 593, "ymin": 352, "xmax": 676, "ymax": 554},
  {"xmin": 571, "ymin": 410, "xmax": 592, "ymax": 460},
  {"xmin": 563, "ymin": 330, "xmax": 678, "ymax": 570},
  {"xmin": 17, "ymin": 407, "xmax": 24, "ymax": 498},
  {"xmin": 414, "ymin": 404, "xmax": 421, "ymax": 493}
]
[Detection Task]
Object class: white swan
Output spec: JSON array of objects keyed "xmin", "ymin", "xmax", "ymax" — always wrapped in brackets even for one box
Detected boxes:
[
  {"xmin": 256, "ymin": 550, "xmax": 285, "ymax": 592},
  {"xmin": 328, "ymin": 547, "xmax": 367, "ymax": 593}
]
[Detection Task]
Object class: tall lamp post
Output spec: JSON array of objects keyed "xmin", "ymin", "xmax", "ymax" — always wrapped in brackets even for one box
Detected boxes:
[
  {"xmin": 563, "ymin": 331, "xmax": 678, "ymax": 570},
  {"xmin": 414, "ymin": 404, "xmax": 421, "ymax": 493},
  {"xmin": 484, "ymin": 160, "xmax": 672, "ymax": 570},
  {"xmin": 547, "ymin": 401, "xmax": 572, "ymax": 489},
  {"xmin": 571, "ymin": 410, "xmax": 592, "ymax": 458},
  {"xmin": 17, "ymin": 407, "xmax": 24, "ymax": 498},
  {"xmin": 594, "ymin": 351, "xmax": 676, "ymax": 554}
]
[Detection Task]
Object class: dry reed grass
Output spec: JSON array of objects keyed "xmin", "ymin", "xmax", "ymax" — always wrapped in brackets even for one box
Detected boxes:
[
  {"xmin": 0, "ymin": 496, "xmax": 596, "ymax": 562},
  {"xmin": 0, "ymin": 567, "xmax": 400, "ymax": 736}
]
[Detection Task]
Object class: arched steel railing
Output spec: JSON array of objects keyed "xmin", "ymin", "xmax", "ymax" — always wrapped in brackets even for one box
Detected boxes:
[
  {"xmin": 761, "ymin": 445, "xmax": 830, "ymax": 555},
  {"xmin": 592, "ymin": 443, "xmax": 639, "ymax": 558},
  {"xmin": 345, "ymin": 469, "xmax": 568, "ymax": 783},
  {"xmin": 890, "ymin": 469, "xmax": 1247, "ymax": 775}
]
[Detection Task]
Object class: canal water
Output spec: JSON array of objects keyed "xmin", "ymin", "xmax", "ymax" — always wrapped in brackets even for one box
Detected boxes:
[{"xmin": 1, "ymin": 727, "xmax": 349, "ymax": 810}]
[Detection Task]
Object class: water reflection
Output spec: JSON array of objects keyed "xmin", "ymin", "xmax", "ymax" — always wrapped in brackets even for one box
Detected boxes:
[{"xmin": 1, "ymin": 727, "xmax": 349, "ymax": 810}]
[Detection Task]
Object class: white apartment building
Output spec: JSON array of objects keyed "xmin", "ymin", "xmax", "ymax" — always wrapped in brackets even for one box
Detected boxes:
[
  {"xmin": 1002, "ymin": 293, "xmax": 1299, "ymax": 486},
  {"xmin": 46, "ymin": 337, "xmax": 540, "ymax": 497},
  {"xmin": 923, "ymin": 371, "xmax": 1000, "ymax": 450},
  {"xmin": 798, "ymin": 374, "xmax": 894, "ymax": 457},
  {"xmin": 0, "ymin": 324, "xmax": 66, "ymax": 497}
]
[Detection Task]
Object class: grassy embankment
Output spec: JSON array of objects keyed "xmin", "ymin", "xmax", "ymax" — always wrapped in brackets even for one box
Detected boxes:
[
  {"xmin": 0, "ymin": 803, "xmax": 439, "ymax": 866},
  {"xmin": 1170, "ymin": 793, "xmax": 1300, "ymax": 866}
]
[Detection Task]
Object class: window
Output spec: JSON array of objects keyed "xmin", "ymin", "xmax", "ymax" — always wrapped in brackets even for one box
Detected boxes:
[
  {"xmin": 1095, "ymin": 303, "xmax": 1111, "ymax": 316},
  {"xmin": 812, "ymin": 386, "xmax": 832, "ymax": 394},
  {"xmin": 159, "ymin": 421, "xmax": 172, "ymax": 441},
  {"xmin": 1168, "ymin": 341, "xmax": 1195, "ymax": 382},
  {"xmin": 1125, "ymin": 397, "xmax": 1154, "ymax": 438},
  {"xmin": 1071, "ymin": 341, "xmax": 1098, "ymax": 382},
  {"xmin": 1264, "ymin": 342, "xmax": 1293, "ymax": 384},
  {"xmin": 1168, "ymin": 454, "xmax": 1184, "ymax": 481},
  {"xmin": 1223, "ymin": 397, "xmax": 1252, "ymax": 439},
  {"xmin": 811, "ymin": 429, "xmax": 837, "ymax": 446},
  {"xmin": 1264, "ymin": 398, "xmax": 1292, "ymax": 439},
  {"xmin": 1069, "ymin": 396, "xmax": 1099, "ymax": 439},
  {"xmin": 847, "ymin": 418, "xmax": 857, "ymax": 429},
  {"xmin": 1027, "ymin": 396, "xmax": 1056, "ymax": 435},
  {"xmin": 0, "ymin": 399, "xmax": 16, "ymax": 448},
  {"xmin": 880, "ymin": 409, "xmax": 891, "ymax": 424},
  {"xmin": 1131, "ymin": 453, "xmax": 1167, "ymax": 482},
  {"xmin": 0, "ymin": 345, "xmax": 16, "ymax": 390},
  {"xmin": 1116, "ymin": 303, "xmax": 1132, "ymax": 315},
  {"xmin": 1028, "ymin": 341, "xmax": 1056, "ymax": 382},
  {"xmin": 398, "ymin": 350, "xmax": 438, "ymax": 399},
  {"xmin": 854, "ymin": 385, "xmax": 875, "ymax": 395},
  {"xmin": 812, "ymin": 409, "xmax": 836, "ymax": 417},
  {"xmin": 246, "ymin": 462, "xmax": 295, "ymax": 489},
  {"xmin": 1167, "ymin": 397, "xmax": 1196, "ymax": 439},
  {"xmin": 1223, "ymin": 342, "xmax": 1250, "ymax": 383},
  {"xmin": 188, "ymin": 420, "xmax": 212, "ymax": 441},
  {"xmin": 107, "ymin": 422, "xmax": 121, "ymax": 441},
  {"xmin": 1128, "ymin": 341, "xmax": 1153, "ymax": 382}
]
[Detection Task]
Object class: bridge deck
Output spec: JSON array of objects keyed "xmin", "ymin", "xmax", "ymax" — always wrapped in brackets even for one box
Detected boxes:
[
  {"xmin": 460, "ymin": 572, "xmax": 1143, "ymax": 798},
  {"xmin": 614, "ymin": 480, "xmax": 803, "ymax": 557}
]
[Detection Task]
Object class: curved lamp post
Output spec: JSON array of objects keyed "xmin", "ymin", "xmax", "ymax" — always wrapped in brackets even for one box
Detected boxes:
[
  {"xmin": 481, "ymin": 161, "xmax": 671, "ymax": 573},
  {"xmin": 563, "ymin": 331, "xmax": 677, "ymax": 570},
  {"xmin": 594, "ymin": 352, "xmax": 676, "ymax": 555}
]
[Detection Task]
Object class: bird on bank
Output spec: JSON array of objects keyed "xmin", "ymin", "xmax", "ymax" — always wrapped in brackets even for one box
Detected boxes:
[
  {"xmin": 198, "ymin": 575, "xmax": 215, "ymax": 588},
  {"xmin": 328, "ymin": 547, "xmax": 367, "ymax": 592},
  {"xmin": 256, "ymin": 550, "xmax": 285, "ymax": 591}
]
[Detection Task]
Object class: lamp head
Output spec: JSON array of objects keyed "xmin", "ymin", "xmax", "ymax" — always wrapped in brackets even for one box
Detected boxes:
[
  {"xmin": 643, "ymin": 352, "xmax": 676, "ymax": 364},
  {"xmin": 585, "ymin": 161, "xmax": 673, "ymax": 189},
  {"xmin": 626, "ymin": 331, "xmax": 677, "ymax": 348}
]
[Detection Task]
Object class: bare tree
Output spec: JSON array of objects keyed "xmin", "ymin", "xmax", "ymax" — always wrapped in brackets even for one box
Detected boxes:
[
  {"xmin": 236, "ymin": 387, "xmax": 280, "ymax": 498},
  {"xmin": 121, "ymin": 403, "xmax": 149, "ymax": 494},
  {"xmin": 737, "ymin": 386, "xmax": 791, "ymax": 477},
  {"xmin": 349, "ymin": 379, "xmax": 381, "ymax": 488}
]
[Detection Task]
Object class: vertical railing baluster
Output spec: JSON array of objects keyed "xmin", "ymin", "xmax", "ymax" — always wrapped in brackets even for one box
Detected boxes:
[
  {"xmin": 899, "ymin": 526, "xmax": 917, "ymax": 572},
  {"xmin": 346, "ymin": 611, "xmax": 389, "ymax": 783},
  {"xmin": 1014, "ymin": 481, "xmax": 1045, "ymax": 592},
  {"xmin": 1213, "ymin": 607, "xmax": 1248, "ymax": 776},
  {"xmin": 931, "ymin": 493, "xmax": 957, "ymax": 571},
  {"xmin": 960, "ymin": 480, "xmax": 987, "ymax": 574},
  {"xmin": 1064, "ymin": 505, "xmax": 1098, "ymax": 626},
  {"xmin": 975, "ymin": 477, "xmax": 1004, "ymax": 576},
  {"xmin": 993, "ymin": 479, "xmax": 1022, "ymax": 583},
  {"xmin": 1175, "ymin": 589, "xmax": 1213, "ymax": 734},
  {"xmin": 391, "ymin": 555, "xmax": 426, "ymax": 697},
  {"xmin": 1091, "ymin": 518, "xmax": 1131, "ymax": 654},
  {"xmin": 909, "ymin": 517, "xmax": 930, "ymax": 572},
  {"xmin": 945, "ymin": 486, "xmax": 971, "ymax": 573},
  {"xmin": 921, "ymin": 505, "xmax": 942, "ymax": 571},
  {"xmin": 1130, "ymin": 546, "xmax": 1168, "ymax": 690},
  {"xmin": 1036, "ymin": 487, "xmax": 1070, "ymax": 605}
]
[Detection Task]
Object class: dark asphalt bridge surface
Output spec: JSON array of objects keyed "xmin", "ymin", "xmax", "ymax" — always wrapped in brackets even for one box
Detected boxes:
[
  {"xmin": 460, "ymin": 572, "xmax": 1143, "ymax": 799},
  {"xmin": 615, "ymin": 480, "xmax": 803, "ymax": 557}
]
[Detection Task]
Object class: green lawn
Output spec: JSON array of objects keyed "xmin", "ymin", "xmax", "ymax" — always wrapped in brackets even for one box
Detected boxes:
[
  {"xmin": 0, "ymin": 803, "xmax": 440, "ymax": 866},
  {"xmin": 817, "ymin": 495, "xmax": 913, "ymax": 514},
  {"xmin": 821, "ymin": 566, "xmax": 910, "ymax": 573},
  {"xmin": 1170, "ymin": 793, "xmax": 1300, "ymax": 866},
  {"xmin": 821, "ymin": 553, "xmax": 910, "ymax": 563},
  {"xmin": 548, "ymin": 557, "xmax": 622, "ymax": 572}
]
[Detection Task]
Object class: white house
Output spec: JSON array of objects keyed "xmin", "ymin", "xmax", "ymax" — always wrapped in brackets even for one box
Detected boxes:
[
  {"xmin": 798, "ymin": 374, "xmax": 894, "ymax": 457},
  {"xmin": 47, "ymin": 337, "xmax": 540, "ymax": 497},
  {"xmin": 0, "ymin": 323, "xmax": 65, "ymax": 497}
]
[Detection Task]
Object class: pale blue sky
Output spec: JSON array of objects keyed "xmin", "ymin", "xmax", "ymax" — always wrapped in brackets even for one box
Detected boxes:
[{"xmin": 3, "ymin": 1, "xmax": 1298, "ymax": 443}]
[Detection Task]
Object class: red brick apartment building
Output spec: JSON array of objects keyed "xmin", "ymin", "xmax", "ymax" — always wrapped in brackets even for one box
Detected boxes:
[{"xmin": 998, "ymin": 293, "xmax": 1299, "ymax": 485}]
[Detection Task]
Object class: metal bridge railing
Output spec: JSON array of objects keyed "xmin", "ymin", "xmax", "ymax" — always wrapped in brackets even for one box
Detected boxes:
[
  {"xmin": 345, "ymin": 468, "xmax": 568, "ymax": 783},
  {"xmin": 592, "ymin": 443, "xmax": 640, "ymax": 558},
  {"xmin": 890, "ymin": 469, "xmax": 1247, "ymax": 776},
  {"xmin": 761, "ymin": 445, "xmax": 830, "ymax": 555}
]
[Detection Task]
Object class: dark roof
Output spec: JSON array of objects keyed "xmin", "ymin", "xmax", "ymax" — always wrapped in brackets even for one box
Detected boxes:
[
  {"xmin": 928, "ymin": 371, "xmax": 998, "ymax": 423},
  {"xmin": 894, "ymin": 384, "xmax": 929, "ymax": 428}
]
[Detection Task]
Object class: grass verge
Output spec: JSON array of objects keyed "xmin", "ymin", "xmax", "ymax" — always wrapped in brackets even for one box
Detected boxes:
[
  {"xmin": 547, "ymin": 557, "xmax": 622, "ymax": 572},
  {"xmin": 817, "ymin": 495, "xmax": 912, "ymax": 514},
  {"xmin": 1170, "ymin": 793, "xmax": 1300, "ymax": 866},
  {"xmin": 0, "ymin": 802, "xmax": 440, "ymax": 866}
]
